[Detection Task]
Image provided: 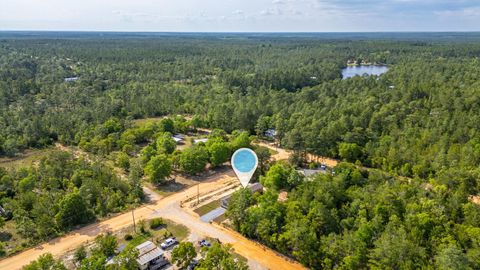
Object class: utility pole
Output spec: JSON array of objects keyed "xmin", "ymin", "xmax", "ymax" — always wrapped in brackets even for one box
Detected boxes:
[
  {"xmin": 197, "ymin": 183, "xmax": 200, "ymax": 205},
  {"xmin": 132, "ymin": 209, "xmax": 136, "ymax": 233}
]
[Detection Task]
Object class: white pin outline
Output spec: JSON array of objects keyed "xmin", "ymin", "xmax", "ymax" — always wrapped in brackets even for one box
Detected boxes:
[{"xmin": 231, "ymin": 148, "xmax": 258, "ymax": 188}]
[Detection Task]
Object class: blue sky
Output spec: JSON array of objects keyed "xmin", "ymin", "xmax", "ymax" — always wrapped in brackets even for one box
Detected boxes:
[{"xmin": 1, "ymin": 0, "xmax": 479, "ymax": 32}]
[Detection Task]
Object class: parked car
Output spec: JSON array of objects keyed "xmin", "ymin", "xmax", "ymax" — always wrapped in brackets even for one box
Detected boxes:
[
  {"xmin": 198, "ymin": 239, "xmax": 211, "ymax": 247},
  {"xmin": 160, "ymin": 237, "xmax": 177, "ymax": 249}
]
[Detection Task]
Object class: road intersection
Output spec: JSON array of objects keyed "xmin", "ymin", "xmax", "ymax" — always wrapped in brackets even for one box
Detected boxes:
[{"xmin": 0, "ymin": 143, "xmax": 307, "ymax": 270}]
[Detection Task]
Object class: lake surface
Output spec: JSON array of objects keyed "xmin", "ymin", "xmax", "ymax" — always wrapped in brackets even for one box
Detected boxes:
[{"xmin": 342, "ymin": 65, "xmax": 389, "ymax": 79}]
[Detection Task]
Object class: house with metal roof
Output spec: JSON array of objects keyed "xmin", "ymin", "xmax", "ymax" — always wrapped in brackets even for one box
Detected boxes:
[
  {"xmin": 172, "ymin": 135, "xmax": 184, "ymax": 143},
  {"xmin": 298, "ymin": 168, "xmax": 327, "ymax": 177},
  {"xmin": 135, "ymin": 241, "xmax": 168, "ymax": 270},
  {"xmin": 265, "ymin": 129, "xmax": 277, "ymax": 138},
  {"xmin": 194, "ymin": 138, "xmax": 208, "ymax": 144}
]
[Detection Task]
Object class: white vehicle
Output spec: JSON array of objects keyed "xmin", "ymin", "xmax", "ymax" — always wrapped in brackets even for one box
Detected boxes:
[{"xmin": 160, "ymin": 237, "xmax": 177, "ymax": 249}]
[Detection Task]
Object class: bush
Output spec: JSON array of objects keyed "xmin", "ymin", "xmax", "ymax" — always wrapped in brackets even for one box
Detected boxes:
[
  {"xmin": 94, "ymin": 233, "xmax": 118, "ymax": 257},
  {"xmin": 124, "ymin": 234, "xmax": 133, "ymax": 241},
  {"xmin": 115, "ymin": 152, "xmax": 130, "ymax": 170},
  {"xmin": 0, "ymin": 242, "xmax": 6, "ymax": 257},
  {"xmin": 150, "ymin": 218, "xmax": 165, "ymax": 229},
  {"xmin": 178, "ymin": 144, "xmax": 209, "ymax": 175},
  {"xmin": 162, "ymin": 230, "xmax": 172, "ymax": 239},
  {"xmin": 144, "ymin": 154, "xmax": 172, "ymax": 184},
  {"xmin": 138, "ymin": 219, "xmax": 147, "ymax": 234},
  {"xmin": 74, "ymin": 245, "xmax": 87, "ymax": 263},
  {"xmin": 178, "ymin": 145, "xmax": 209, "ymax": 175}
]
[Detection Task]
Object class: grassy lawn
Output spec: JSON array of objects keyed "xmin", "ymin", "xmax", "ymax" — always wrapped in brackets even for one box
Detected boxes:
[
  {"xmin": 0, "ymin": 148, "xmax": 56, "ymax": 170},
  {"xmin": 194, "ymin": 199, "xmax": 221, "ymax": 216},
  {"xmin": 127, "ymin": 233, "xmax": 152, "ymax": 247},
  {"xmin": 132, "ymin": 117, "xmax": 165, "ymax": 127},
  {"xmin": 121, "ymin": 218, "xmax": 190, "ymax": 248},
  {"xmin": 144, "ymin": 181, "xmax": 187, "ymax": 197},
  {"xmin": 163, "ymin": 219, "xmax": 189, "ymax": 240},
  {"xmin": 267, "ymin": 148, "xmax": 279, "ymax": 156},
  {"xmin": 213, "ymin": 214, "xmax": 228, "ymax": 224}
]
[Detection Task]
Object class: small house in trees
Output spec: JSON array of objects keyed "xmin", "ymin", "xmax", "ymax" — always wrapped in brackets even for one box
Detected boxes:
[
  {"xmin": 194, "ymin": 138, "xmax": 208, "ymax": 144},
  {"xmin": 172, "ymin": 134, "xmax": 185, "ymax": 143},
  {"xmin": 264, "ymin": 129, "xmax": 277, "ymax": 139},
  {"xmin": 298, "ymin": 167, "xmax": 327, "ymax": 178},
  {"xmin": 135, "ymin": 241, "xmax": 168, "ymax": 270},
  {"xmin": 64, "ymin": 77, "xmax": 79, "ymax": 82}
]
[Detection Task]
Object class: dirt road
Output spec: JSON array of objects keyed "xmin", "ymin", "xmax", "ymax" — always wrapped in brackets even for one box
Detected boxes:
[
  {"xmin": 0, "ymin": 172, "xmax": 305, "ymax": 270},
  {"xmin": 258, "ymin": 141, "xmax": 338, "ymax": 168},
  {"xmin": 257, "ymin": 142, "xmax": 291, "ymax": 161},
  {"xmin": 0, "ymin": 142, "xmax": 310, "ymax": 270}
]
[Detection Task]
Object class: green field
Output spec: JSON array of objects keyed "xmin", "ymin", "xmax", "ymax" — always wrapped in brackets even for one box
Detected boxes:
[{"xmin": 132, "ymin": 117, "xmax": 165, "ymax": 127}]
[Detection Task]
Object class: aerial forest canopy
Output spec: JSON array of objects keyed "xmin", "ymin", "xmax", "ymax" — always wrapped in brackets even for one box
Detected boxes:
[
  {"xmin": 1, "ymin": 32, "xmax": 480, "ymax": 267},
  {"xmin": 2, "ymin": 33, "xmax": 480, "ymax": 181}
]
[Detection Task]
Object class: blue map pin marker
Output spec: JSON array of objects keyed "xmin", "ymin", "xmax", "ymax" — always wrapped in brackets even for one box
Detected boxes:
[{"xmin": 231, "ymin": 148, "xmax": 258, "ymax": 188}]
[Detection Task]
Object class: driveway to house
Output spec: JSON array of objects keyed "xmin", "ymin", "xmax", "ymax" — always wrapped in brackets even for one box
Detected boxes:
[
  {"xmin": 0, "ymin": 141, "xmax": 324, "ymax": 270},
  {"xmin": 0, "ymin": 161, "xmax": 305, "ymax": 270},
  {"xmin": 257, "ymin": 141, "xmax": 338, "ymax": 167}
]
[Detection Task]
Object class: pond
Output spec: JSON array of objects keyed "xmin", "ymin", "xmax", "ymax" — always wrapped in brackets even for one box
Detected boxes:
[{"xmin": 342, "ymin": 65, "xmax": 389, "ymax": 79}]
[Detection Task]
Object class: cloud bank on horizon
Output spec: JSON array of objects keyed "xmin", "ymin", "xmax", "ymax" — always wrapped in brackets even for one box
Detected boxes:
[{"xmin": 0, "ymin": 0, "xmax": 479, "ymax": 31}]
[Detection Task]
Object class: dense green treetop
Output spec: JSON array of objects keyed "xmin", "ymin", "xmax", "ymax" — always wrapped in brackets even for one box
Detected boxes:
[
  {"xmin": 228, "ymin": 162, "xmax": 480, "ymax": 269},
  {"xmin": 0, "ymin": 151, "xmax": 142, "ymax": 242},
  {"xmin": 2, "ymin": 34, "xmax": 480, "ymax": 268}
]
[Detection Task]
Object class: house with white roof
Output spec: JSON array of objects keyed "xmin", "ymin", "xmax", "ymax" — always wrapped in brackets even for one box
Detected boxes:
[
  {"xmin": 135, "ymin": 241, "xmax": 168, "ymax": 270},
  {"xmin": 194, "ymin": 138, "xmax": 208, "ymax": 144}
]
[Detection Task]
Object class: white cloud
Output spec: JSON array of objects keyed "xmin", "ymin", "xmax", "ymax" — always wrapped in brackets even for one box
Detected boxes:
[
  {"xmin": 435, "ymin": 6, "xmax": 480, "ymax": 17},
  {"xmin": 260, "ymin": 8, "xmax": 283, "ymax": 16},
  {"xmin": 0, "ymin": 0, "xmax": 479, "ymax": 31}
]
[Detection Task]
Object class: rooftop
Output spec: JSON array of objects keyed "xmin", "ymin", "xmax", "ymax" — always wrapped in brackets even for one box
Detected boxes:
[
  {"xmin": 135, "ymin": 241, "xmax": 164, "ymax": 265},
  {"xmin": 298, "ymin": 168, "xmax": 327, "ymax": 177},
  {"xmin": 194, "ymin": 138, "xmax": 208, "ymax": 144},
  {"xmin": 172, "ymin": 137, "xmax": 183, "ymax": 143}
]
